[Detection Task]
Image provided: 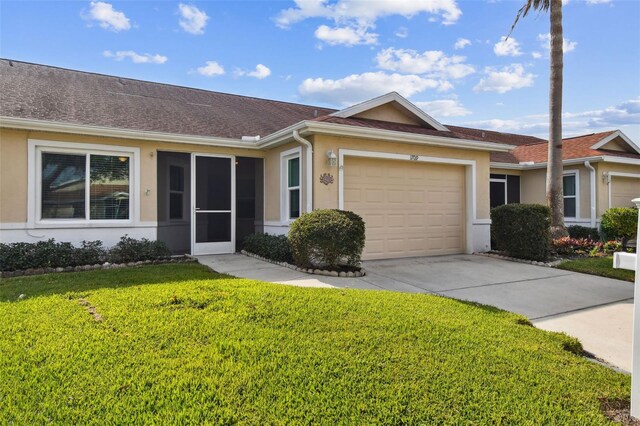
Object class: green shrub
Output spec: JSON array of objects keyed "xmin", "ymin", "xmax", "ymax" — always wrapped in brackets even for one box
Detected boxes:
[
  {"xmin": 567, "ymin": 225, "xmax": 600, "ymax": 241},
  {"xmin": 242, "ymin": 233, "xmax": 293, "ymax": 263},
  {"xmin": 288, "ymin": 209, "xmax": 365, "ymax": 269},
  {"xmin": 0, "ymin": 237, "xmax": 169, "ymax": 272},
  {"xmin": 600, "ymin": 207, "xmax": 638, "ymax": 247},
  {"xmin": 108, "ymin": 236, "xmax": 171, "ymax": 264},
  {"xmin": 491, "ymin": 204, "xmax": 551, "ymax": 261}
]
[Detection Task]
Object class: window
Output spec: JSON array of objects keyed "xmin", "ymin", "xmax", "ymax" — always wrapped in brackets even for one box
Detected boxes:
[
  {"xmin": 287, "ymin": 157, "xmax": 300, "ymax": 219},
  {"xmin": 563, "ymin": 172, "xmax": 578, "ymax": 218},
  {"xmin": 490, "ymin": 174, "xmax": 520, "ymax": 209},
  {"xmin": 169, "ymin": 165, "xmax": 184, "ymax": 220},
  {"xmin": 281, "ymin": 148, "xmax": 301, "ymax": 222},
  {"xmin": 37, "ymin": 146, "xmax": 133, "ymax": 222}
]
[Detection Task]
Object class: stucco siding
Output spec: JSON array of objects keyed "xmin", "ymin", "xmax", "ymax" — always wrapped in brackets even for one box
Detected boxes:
[
  {"xmin": 0, "ymin": 127, "xmax": 263, "ymax": 243},
  {"xmin": 352, "ymin": 104, "xmax": 421, "ymax": 126}
]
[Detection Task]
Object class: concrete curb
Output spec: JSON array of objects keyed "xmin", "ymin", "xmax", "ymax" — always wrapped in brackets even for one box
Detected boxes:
[{"xmin": 240, "ymin": 250, "xmax": 365, "ymax": 278}]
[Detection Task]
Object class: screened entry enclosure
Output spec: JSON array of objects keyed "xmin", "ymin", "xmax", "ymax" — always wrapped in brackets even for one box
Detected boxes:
[{"xmin": 157, "ymin": 152, "xmax": 263, "ymax": 255}]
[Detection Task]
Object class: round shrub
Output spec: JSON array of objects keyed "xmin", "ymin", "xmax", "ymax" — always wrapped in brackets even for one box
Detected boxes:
[
  {"xmin": 600, "ymin": 207, "xmax": 638, "ymax": 247},
  {"xmin": 288, "ymin": 209, "xmax": 365, "ymax": 269},
  {"xmin": 491, "ymin": 204, "xmax": 551, "ymax": 261},
  {"xmin": 567, "ymin": 225, "xmax": 600, "ymax": 241}
]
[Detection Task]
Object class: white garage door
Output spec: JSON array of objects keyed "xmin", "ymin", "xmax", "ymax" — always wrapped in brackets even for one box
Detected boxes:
[{"xmin": 344, "ymin": 157, "xmax": 466, "ymax": 260}]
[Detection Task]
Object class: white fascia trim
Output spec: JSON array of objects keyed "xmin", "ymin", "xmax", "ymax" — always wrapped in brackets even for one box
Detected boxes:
[
  {"xmin": 329, "ymin": 92, "xmax": 449, "ymax": 132},
  {"xmin": 28, "ymin": 138, "xmax": 142, "ymax": 229},
  {"xmin": 492, "ymin": 155, "xmax": 640, "ymax": 170},
  {"xmin": 1, "ymin": 116, "xmax": 258, "ymax": 149},
  {"xmin": 590, "ymin": 130, "xmax": 640, "ymax": 154},
  {"xmin": 304, "ymin": 121, "xmax": 513, "ymax": 152},
  {"xmin": 604, "ymin": 172, "xmax": 640, "ymax": 180},
  {"xmin": 338, "ymin": 148, "xmax": 478, "ymax": 254},
  {"xmin": 602, "ymin": 156, "xmax": 640, "ymax": 165}
]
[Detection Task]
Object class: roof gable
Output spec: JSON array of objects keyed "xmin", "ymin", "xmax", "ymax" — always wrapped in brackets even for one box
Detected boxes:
[
  {"xmin": 330, "ymin": 92, "xmax": 448, "ymax": 131},
  {"xmin": 590, "ymin": 130, "xmax": 640, "ymax": 154}
]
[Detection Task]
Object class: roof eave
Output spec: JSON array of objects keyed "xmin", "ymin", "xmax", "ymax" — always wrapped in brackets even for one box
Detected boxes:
[
  {"xmin": 0, "ymin": 116, "xmax": 259, "ymax": 149},
  {"xmin": 490, "ymin": 155, "xmax": 640, "ymax": 169}
]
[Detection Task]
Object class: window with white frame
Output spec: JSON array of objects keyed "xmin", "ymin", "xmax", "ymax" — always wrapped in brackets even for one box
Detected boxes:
[
  {"xmin": 281, "ymin": 149, "xmax": 301, "ymax": 221},
  {"xmin": 563, "ymin": 171, "xmax": 578, "ymax": 218},
  {"xmin": 37, "ymin": 145, "xmax": 133, "ymax": 222}
]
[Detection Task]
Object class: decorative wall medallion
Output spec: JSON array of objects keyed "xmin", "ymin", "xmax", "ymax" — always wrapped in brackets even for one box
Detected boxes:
[{"xmin": 319, "ymin": 173, "xmax": 334, "ymax": 185}]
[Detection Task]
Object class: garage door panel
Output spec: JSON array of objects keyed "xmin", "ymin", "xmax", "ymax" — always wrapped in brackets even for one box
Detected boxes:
[
  {"xmin": 611, "ymin": 177, "xmax": 640, "ymax": 208},
  {"xmin": 344, "ymin": 157, "xmax": 465, "ymax": 259}
]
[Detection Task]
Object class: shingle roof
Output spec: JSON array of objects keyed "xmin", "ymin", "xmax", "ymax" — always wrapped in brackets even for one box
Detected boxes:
[
  {"xmin": 490, "ymin": 130, "xmax": 640, "ymax": 164},
  {"xmin": 0, "ymin": 59, "xmax": 335, "ymax": 139}
]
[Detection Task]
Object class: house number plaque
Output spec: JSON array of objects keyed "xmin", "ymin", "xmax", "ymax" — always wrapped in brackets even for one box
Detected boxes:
[{"xmin": 409, "ymin": 155, "xmax": 419, "ymax": 161}]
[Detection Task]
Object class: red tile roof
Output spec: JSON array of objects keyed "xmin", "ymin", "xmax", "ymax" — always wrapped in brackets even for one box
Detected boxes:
[{"xmin": 490, "ymin": 131, "xmax": 640, "ymax": 164}]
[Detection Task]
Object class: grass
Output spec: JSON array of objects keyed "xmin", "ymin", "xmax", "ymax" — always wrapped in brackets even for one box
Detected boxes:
[
  {"xmin": 557, "ymin": 256, "xmax": 636, "ymax": 282},
  {"xmin": 0, "ymin": 264, "xmax": 631, "ymax": 424}
]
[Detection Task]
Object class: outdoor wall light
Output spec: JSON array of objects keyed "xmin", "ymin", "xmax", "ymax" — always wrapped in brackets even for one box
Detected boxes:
[{"xmin": 326, "ymin": 150, "xmax": 337, "ymax": 167}]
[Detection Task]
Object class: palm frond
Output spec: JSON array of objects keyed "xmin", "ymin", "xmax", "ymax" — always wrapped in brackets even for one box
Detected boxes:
[{"xmin": 508, "ymin": 0, "xmax": 550, "ymax": 38}]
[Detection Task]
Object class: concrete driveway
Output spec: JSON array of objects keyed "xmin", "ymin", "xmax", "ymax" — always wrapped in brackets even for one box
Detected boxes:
[{"xmin": 198, "ymin": 253, "xmax": 634, "ymax": 372}]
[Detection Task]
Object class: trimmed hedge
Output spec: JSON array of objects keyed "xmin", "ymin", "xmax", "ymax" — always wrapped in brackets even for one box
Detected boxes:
[
  {"xmin": 491, "ymin": 204, "xmax": 551, "ymax": 261},
  {"xmin": 0, "ymin": 236, "xmax": 171, "ymax": 272},
  {"xmin": 289, "ymin": 209, "xmax": 365, "ymax": 269},
  {"xmin": 600, "ymin": 207, "xmax": 638, "ymax": 247},
  {"xmin": 567, "ymin": 225, "xmax": 600, "ymax": 241},
  {"xmin": 242, "ymin": 233, "xmax": 293, "ymax": 263}
]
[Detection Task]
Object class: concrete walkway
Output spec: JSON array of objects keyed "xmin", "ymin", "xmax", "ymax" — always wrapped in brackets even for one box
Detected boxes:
[{"xmin": 197, "ymin": 253, "xmax": 634, "ymax": 372}]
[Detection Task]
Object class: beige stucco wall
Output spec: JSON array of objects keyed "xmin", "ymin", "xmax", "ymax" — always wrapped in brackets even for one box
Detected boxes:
[
  {"xmin": 311, "ymin": 134, "xmax": 492, "ymax": 220},
  {"xmin": 263, "ymin": 141, "xmax": 308, "ymax": 223},
  {"xmin": 595, "ymin": 162, "xmax": 640, "ymax": 216},
  {"xmin": 520, "ymin": 165, "xmax": 591, "ymax": 219},
  {"xmin": 353, "ymin": 104, "xmax": 421, "ymax": 126},
  {"xmin": 0, "ymin": 128, "xmax": 263, "ymax": 224}
]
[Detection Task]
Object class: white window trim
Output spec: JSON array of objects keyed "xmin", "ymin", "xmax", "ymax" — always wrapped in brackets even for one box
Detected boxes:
[
  {"xmin": 337, "ymin": 149, "xmax": 478, "ymax": 254},
  {"xmin": 28, "ymin": 139, "xmax": 141, "ymax": 228},
  {"xmin": 490, "ymin": 175, "xmax": 507, "ymax": 206},
  {"xmin": 280, "ymin": 147, "xmax": 302, "ymax": 224},
  {"xmin": 563, "ymin": 170, "xmax": 580, "ymax": 219}
]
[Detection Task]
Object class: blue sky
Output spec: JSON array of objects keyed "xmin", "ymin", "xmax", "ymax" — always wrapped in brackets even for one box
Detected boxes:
[{"xmin": 2, "ymin": 0, "xmax": 639, "ymax": 141}]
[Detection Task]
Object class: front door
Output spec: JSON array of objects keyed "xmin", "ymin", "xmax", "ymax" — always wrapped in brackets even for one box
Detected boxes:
[{"xmin": 192, "ymin": 154, "xmax": 235, "ymax": 255}]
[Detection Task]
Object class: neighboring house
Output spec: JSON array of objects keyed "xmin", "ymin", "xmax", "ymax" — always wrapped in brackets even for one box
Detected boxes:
[
  {"xmin": 0, "ymin": 60, "xmax": 637, "ymax": 260},
  {"xmin": 489, "ymin": 130, "xmax": 640, "ymax": 228}
]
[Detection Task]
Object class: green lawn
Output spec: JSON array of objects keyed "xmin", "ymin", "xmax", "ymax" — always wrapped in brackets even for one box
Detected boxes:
[
  {"xmin": 557, "ymin": 256, "xmax": 636, "ymax": 282},
  {"xmin": 0, "ymin": 264, "xmax": 631, "ymax": 424}
]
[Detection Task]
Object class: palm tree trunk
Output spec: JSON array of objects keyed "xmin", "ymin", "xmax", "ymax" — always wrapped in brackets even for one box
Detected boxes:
[{"xmin": 547, "ymin": 0, "xmax": 566, "ymax": 237}]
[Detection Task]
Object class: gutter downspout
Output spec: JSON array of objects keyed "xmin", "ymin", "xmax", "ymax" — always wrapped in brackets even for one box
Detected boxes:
[
  {"xmin": 292, "ymin": 130, "xmax": 313, "ymax": 214},
  {"xmin": 584, "ymin": 161, "xmax": 597, "ymax": 228}
]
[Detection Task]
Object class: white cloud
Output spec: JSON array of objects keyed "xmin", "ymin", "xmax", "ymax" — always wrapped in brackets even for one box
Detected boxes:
[
  {"xmin": 473, "ymin": 64, "xmax": 535, "ymax": 94},
  {"xmin": 454, "ymin": 38, "xmax": 471, "ymax": 50},
  {"xmin": 531, "ymin": 51, "xmax": 542, "ymax": 59},
  {"xmin": 538, "ymin": 33, "xmax": 578, "ymax": 53},
  {"xmin": 375, "ymin": 48, "xmax": 475, "ymax": 79},
  {"xmin": 586, "ymin": 0, "xmax": 611, "ymax": 4},
  {"xmin": 395, "ymin": 26, "xmax": 409, "ymax": 38},
  {"xmin": 103, "ymin": 50, "xmax": 167, "ymax": 64},
  {"xmin": 275, "ymin": 0, "xmax": 462, "ymax": 43},
  {"xmin": 314, "ymin": 25, "xmax": 377, "ymax": 46},
  {"xmin": 299, "ymin": 71, "xmax": 450, "ymax": 106},
  {"xmin": 178, "ymin": 3, "xmax": 209, "ymax": 35},
  {"xmin": 493, "ymin": 36, "xmax": 522, "ymax": 57},
  {"xmin": 196, "ymin": 61, "xmax": 225, "ymax": 77},
  {"xmin": 415, "ymin": 99, "xmax": 471, "ymax": 118},
  {"xmin": 236, "ymin": 64, "xmax": 272, "ymax": 79},
  {"xmin": 85, "ymin": 1, "xmax": 130, "ymax": 32},
  {"xmin": 464, "ymin": 98, "xmax": 640, "ymax": 139}
]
